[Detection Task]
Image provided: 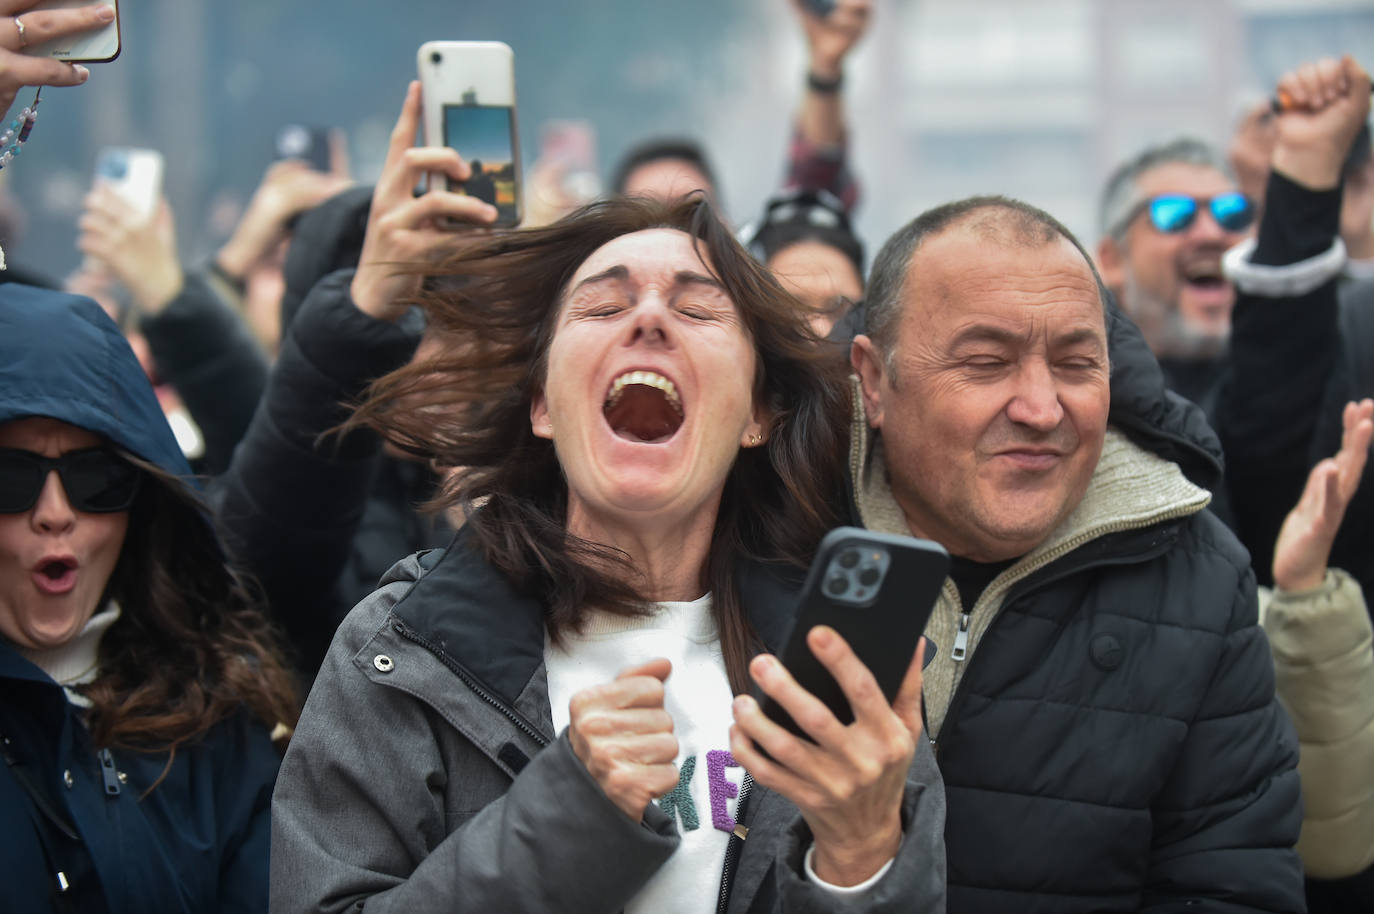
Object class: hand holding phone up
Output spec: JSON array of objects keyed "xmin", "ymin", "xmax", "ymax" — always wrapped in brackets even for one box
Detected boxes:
[
  {"xmin": 0, "ymin": 1, "xmax": 113, "ymax": 119},
  {"xmin": 350, "ymin": 80, "xmax": 496, "ymax": 324}
]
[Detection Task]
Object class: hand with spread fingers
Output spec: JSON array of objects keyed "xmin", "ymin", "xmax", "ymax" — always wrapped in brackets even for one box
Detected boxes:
[
  {"xmin": 1271, "ymin": 55, "xmax": 1373, "ymax": 191},
  {"xmin": 567, "ymin": 658, "xmax": 682, "ymax": 822},
  {"xmin": 0, "ymin": 1, "xmax": 111, "ymax": 119},
  {"xmin": 1273, "ymin": 399, "xmax": 1374, "ymax": 593},
  {"xmin": 730, "ymin": 627, "xmax": 923, "ymax": 887},
  {"xmin": 76, "ymin": 184, "xmax": 184, "ymax": 314},
  {"xmin": 350, "ymin": 80, "xmax": 498, "ymax": 323}
]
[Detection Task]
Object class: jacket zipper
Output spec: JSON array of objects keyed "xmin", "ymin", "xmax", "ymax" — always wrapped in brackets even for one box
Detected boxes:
[
  {"xmin": 714, "ymin": 772, "xmax": 753, "ymax": 914},
  {"xmin": 391, "ymin": 620, "xmax": 550, "ymax": 747},
  {"xmin": 933, "ymin": 515, "xmax": 1189, "ymax": 757}
]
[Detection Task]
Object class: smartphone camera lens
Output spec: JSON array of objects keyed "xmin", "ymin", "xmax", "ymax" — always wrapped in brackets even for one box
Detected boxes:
[
  {"xmin": 858, "ymin": 565, "xmax": 881, "ymax": 588},
  {"xmin": 837, "ymin": 549, "xmax": 860, "ymax": 569},
  {"xmin": 825, "ymin": 573, "xmax": 849, "ymax": 597},
  {"xmin": 430, "ymin": 51, "xmax": 443, "ymax": 65}
]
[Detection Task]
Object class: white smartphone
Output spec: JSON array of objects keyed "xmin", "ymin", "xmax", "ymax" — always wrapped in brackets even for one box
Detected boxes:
[
  {"xmin": 21, "ymin": 0, "xmax": 121, "ymax": 63},
  {"xmin": 417, "ymin": 40, "xmax": 522, "ymax": 227},
  {"xmin": 95, "ymin": 147, "xmax": 163, "ymax": 221}
]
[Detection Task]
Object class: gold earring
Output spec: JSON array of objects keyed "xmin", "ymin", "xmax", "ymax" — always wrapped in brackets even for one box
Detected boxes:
[{"xmin": 749, "ymin": 434, "xmax": 762, "ymax": 446}]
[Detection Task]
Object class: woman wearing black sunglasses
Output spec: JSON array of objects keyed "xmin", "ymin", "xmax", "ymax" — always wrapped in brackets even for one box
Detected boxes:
[{"xmin": 0, "ymin": 283, "xmax": 298, "ymax": 913}]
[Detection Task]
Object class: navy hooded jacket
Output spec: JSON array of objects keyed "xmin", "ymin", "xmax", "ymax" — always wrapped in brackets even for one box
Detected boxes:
[{"xmin": 0, "ymin": 285, "xmax": 280, "ymax": 914}]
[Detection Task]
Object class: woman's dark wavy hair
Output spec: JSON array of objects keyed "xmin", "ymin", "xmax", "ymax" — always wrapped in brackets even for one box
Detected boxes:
[
  {"xmin": 81, "ymin": 454, "xmax": 298, "ymax": 777},
  {"xmin": 349, "ymin": 195, "xmax": 851, "ymax": 693}
]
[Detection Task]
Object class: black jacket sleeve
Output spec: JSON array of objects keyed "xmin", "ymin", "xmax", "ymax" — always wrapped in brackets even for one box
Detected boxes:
[
  {"xmin": 137, "ymin": 271, "xmax": 269, "ymax": 475},
  {"xmin": 1218, "ymin": 170, "xmax": 1343, "ymax": 587},
  {"xmin": 215, "ymin": 269, "xmax": 425, "ymax": 673}
]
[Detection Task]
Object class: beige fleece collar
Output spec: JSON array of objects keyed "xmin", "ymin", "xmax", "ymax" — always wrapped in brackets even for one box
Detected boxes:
[{"xmin": 847, "ymin": 375, "xmax": 1213, "ymax": 737}]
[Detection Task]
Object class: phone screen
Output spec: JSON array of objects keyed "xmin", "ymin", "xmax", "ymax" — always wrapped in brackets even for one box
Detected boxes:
[{"xmin": 444, "ymin": 102, "xmax": 518, "ymax": 225}]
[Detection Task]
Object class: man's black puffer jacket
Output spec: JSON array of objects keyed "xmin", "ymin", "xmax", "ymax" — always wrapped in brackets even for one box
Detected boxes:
[
  {"xmin": 934, "ymin": 513, "xmax": 1301, "ymax": 912},
  {"xmin": 847, "ymin": 304, "xmax": 1304, "ymax": 913}
]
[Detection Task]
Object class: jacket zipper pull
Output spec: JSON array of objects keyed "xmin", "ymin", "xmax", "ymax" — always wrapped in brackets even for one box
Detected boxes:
[
  {"xmin": 951, "ymin": 611, "xmax": 971, "ymax": 661},
  {"xmin": 97, "ymin": 749, "xmax": 121, "ymax": 796}
]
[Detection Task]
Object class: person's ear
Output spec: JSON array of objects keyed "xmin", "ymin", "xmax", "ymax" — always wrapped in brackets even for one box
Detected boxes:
[
  {"xmin": 530, "ymin": 390, "xmax": 554, "ymax": 439},
  {"xmin": 851, "ymin": 335, "xmax": 887, "ymax": 429},
  {"xmin": 1096, "ymin": 236, "xmax": 1126, "ymax": 294},
  {"xmin": 740, "ymin": 404, "xmax": 769, "ymax": 448}
]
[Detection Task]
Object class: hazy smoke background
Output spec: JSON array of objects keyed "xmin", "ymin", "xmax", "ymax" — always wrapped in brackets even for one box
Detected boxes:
[{"xmin": 3, "ymin": 0, "xmax": 1372, "ymax": 281}]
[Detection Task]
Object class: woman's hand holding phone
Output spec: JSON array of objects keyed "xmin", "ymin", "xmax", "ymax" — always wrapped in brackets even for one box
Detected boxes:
[
  {"xmin": 730, "ymin": 627, "xmax": 924, "ymax": 887},
  {"xmin": 0, "ymin": 1, "xmax": 110, "ymax": 118},
  {"xmin": 350, "ymin": 80, "xmax": 497, "ymax": 323}
]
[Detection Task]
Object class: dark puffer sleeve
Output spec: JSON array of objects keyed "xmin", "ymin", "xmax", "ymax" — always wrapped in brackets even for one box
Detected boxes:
[
  {"xmin": 215, "ymin": 269, "xmax": 425, "ymax": 673},
  {"xmin": 1142, "ymin": 560, "xmax": 1305, "ymax": 913}
]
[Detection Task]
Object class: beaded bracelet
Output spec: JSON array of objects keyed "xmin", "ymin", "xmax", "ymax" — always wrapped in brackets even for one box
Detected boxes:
[
  {"xmin": 0, "ymin": 88, "xmax": 41, "ymax": 171},
  {"xmin": 0, "ymin": 89, "xmax": 40, "ymax": 268}
]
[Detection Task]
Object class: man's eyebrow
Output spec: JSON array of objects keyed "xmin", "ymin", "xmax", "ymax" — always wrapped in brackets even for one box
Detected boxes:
[
  {"xmin": 1049, "ymin": 327, "xmax": 1107, "ymax": 350},
  {"xmin": 948, "ymin": 324, "xmax": 1025, "ymax": 348},
  {"xmin": 948, "ymin": 324, "xmax": 1105, "ymax": 350},
  {"xmin": 567, "ymin": 265, "xmax": 629, "ymax": 297}
]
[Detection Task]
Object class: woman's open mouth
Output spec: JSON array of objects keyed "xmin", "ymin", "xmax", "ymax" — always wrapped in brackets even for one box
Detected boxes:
[
  {"xmin": 603, "ymin": 370, "xmax": 685, "ymax": 443},
  {"xmin": 32, "ymin": 557, "xmax": 78, "ymax": 596}
]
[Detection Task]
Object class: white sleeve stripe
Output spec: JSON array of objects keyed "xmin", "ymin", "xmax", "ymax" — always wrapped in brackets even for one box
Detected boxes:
[{"xmin": 1222, "ymin": 237, "xmax": 1347, "ymax": 298}]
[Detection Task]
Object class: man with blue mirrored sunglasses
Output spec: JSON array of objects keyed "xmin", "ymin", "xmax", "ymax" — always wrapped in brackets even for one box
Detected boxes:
[{"xmin": 1096, "ymin": 139, "xmax": 1256, "ymax": 383}]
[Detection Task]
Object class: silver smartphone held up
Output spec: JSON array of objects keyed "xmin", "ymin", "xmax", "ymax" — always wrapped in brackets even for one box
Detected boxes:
[
  {"xmin": 20, "ymin": 0, "xmax": 121, "ymax": 63},
  {"xmin": 417, "ymin": 40, "xmax": 521, "ymax": 227}
]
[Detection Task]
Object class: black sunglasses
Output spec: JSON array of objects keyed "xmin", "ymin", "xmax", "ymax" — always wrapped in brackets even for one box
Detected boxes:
[
  {"xmin": 1117, "ymin": 192, "xmax": 1255, "ymax": 236},
  {"xmin": 0, "ymin": 447, "xmax": 142, "ymax": 514},
  {"xmin": 740, "ymin": 188, "xmax": 856, "ymax": 259}
]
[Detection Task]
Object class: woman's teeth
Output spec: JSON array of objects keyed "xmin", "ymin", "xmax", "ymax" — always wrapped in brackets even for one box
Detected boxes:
[{"xmin": 605, "ymin": 370, "xmax": 683, "ymax": 414}]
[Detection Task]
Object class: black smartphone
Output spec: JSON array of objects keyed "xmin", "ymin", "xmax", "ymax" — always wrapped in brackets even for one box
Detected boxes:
[
  {"xmin": 760, "ymin": 527, "xmax": 949, "ymax": 741},
  {"xmin": 275, "ymin": 125, "xmax": 332, "ymax": 172}
]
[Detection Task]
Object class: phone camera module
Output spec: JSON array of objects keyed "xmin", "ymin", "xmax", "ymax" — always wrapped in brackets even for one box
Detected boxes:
[
  {"xmin": 430, "ymin": 51, "xmax": 443, "ymax": 65},
  {"xmin": 824, "ymin": 542, "xmax": 891, "ymax": 606}
]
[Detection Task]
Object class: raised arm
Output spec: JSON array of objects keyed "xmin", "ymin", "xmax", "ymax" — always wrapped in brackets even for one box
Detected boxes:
[
  {"xmin": 1262, "ymin": 399, "xmax": 1374, "ymax": 884},
  {"xmin": 216, "ymin": 82, "xmax": 494, "ymax": 674},
  {"xmin": 782, "ymin": 0, "xmax": 870, "ymax": 209},
  {"xmin": 1220, "ymin": 55, "xmax": 1372, "ymax": 586}
]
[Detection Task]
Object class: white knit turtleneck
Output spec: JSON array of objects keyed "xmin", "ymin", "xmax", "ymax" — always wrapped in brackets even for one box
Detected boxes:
[{"xmin": 16, "ymin": 602, "xmax": 120, "ymax": 706}]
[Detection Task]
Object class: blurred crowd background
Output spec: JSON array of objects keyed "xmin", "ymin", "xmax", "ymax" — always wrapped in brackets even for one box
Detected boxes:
[{"xmin": 1, "ymin": 0, "xmax": 1372, "ymax": 279}]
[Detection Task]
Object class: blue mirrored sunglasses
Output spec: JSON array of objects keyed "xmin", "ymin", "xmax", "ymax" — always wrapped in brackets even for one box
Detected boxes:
[{"xmin": 1135, "ymin": 193, "xmax": 1255, "ymax": 234}]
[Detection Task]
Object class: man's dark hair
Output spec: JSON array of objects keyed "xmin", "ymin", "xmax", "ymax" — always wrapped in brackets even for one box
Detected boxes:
[
  {"xmin": 610, "ymin": 137, "xmax": 719, "ymax": 198},
  {"xmin": 865, "ymin": 195, "xmax": 1108, "ymax": 370}
]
